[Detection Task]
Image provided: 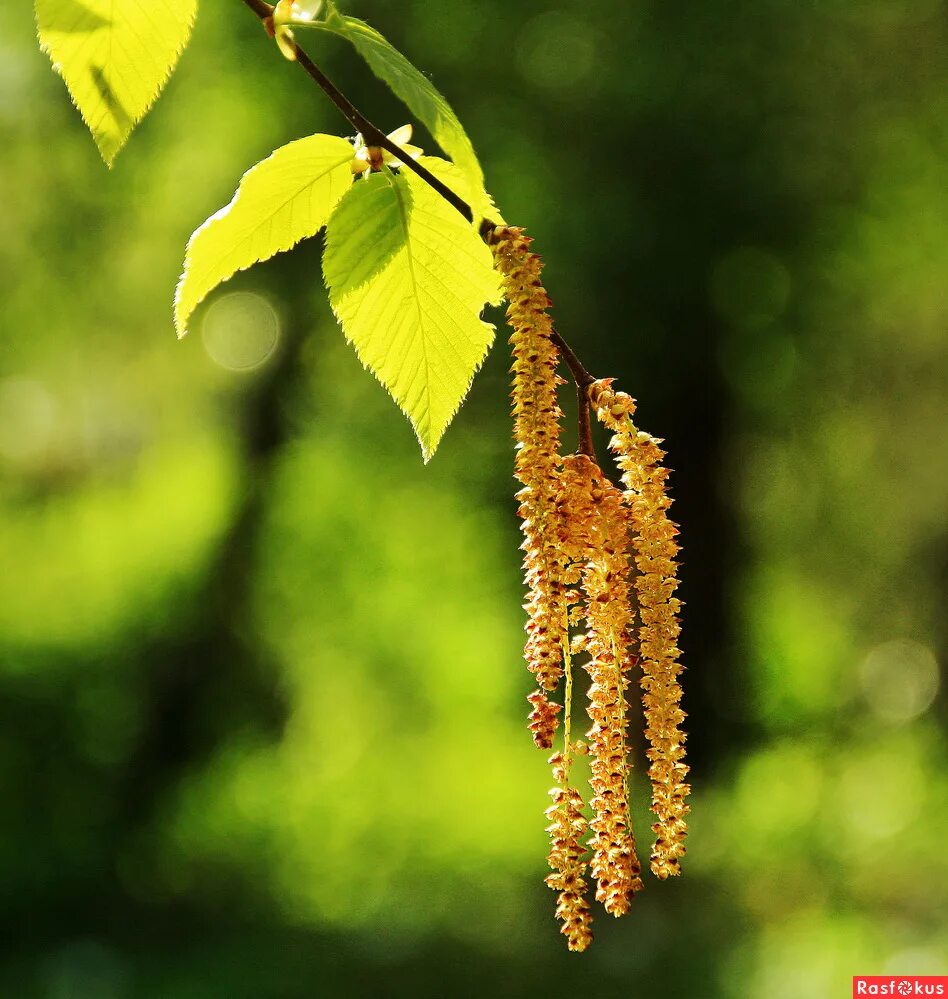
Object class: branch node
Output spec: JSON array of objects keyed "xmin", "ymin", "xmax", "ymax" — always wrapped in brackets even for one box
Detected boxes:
[
  {"xmin": 239, "ymin": 0, "xmax": 597, "ymax": 452},
  {"xmin": 576, "ymin": 382, "xmax": 596, "ymax": 460}
]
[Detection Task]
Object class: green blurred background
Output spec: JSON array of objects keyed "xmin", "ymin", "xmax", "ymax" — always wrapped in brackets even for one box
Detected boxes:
[{"xmin": 1, "ymin": 1, "xmax": 946, "ymax": 996}]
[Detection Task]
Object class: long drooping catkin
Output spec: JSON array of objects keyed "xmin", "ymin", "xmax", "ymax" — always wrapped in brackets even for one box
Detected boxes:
[
  {"xmin": 542, "ymin": 601, "xmax": 594, "ymax": 948},
  {"xmin": 588, "ymin": 380, "xmax": 689, "ymax": 879},
  {"xmin": 489, "ymin": 214, "xmax": 692, "ymax": 948},
  {"xmin": 559, "ymin": 455, "xmax": 644, "ymax": 914},
  {"xmin": 491, "ymin": 227, "xmax": 594, "ymax": 949},
  {"xmin": 490, "ymin": 226, "xmax": 568, "ymax": 696},
  {"xmin": 544, "ymin": 768, "xmax": 594, "ymax": 953}
]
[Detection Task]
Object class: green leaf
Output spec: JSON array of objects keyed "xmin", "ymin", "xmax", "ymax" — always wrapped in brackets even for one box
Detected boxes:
[
  {"xmin": 175, "ymin": 134, "xmax": 356, "ymax": 337},
  {"xmin": 319, "ymin": 9, "xmax": 488, "ymax": 216},
  {"xmin": 414, "ymin": 156, "xmax": 506, "ymax": 229},
  {"xmin": 35, "ymin": 0, "xmax": 197, "ymax": 165},
  {"xmin": 323, "ymin": 161, "xmax": 502, "ymax": 461}
]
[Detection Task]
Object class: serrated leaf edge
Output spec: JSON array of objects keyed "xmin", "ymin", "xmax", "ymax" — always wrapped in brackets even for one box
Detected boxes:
[
  {"xmin": 308, "ymin": 12, "xmax": 486, "ymax": 202},
  {"xmin": 34, "ymin": 0, "xmax": 198, "ymax": 167},
  {"xmin": 174, "ymin": 138, "xmax": 356, "ymax": 338},
  {"xmin": 324, "ymin": 172, "xmax": 496, "ymax": 462}
]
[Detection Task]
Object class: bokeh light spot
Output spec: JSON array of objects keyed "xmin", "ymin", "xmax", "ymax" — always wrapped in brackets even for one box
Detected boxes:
[
  {"xmin": 719, "ymin": 326, "xmax": 798, "ymax": 404},
  {"xmin": 820, "ymin": 0, "xmax": 942, "ymax": 27},
  {"xmin": 859, "ymin": 639, "xmax": 939, "ymax": 724},
  {"xmin": 517, "ymin": 13, "xmax": 598, "ymax": 92},
  {"xmin": 732, "ymin": 741, "xmax": 823, "ymax": 845},
  {"xmin": 710, "ymin": 246, "xmax": 791, "ymax": 329},
  {"xmin": 202, "ymin": 291, "xmax": 280, "ymax": 372},
  {"xmin": 0, "ymin": 377, "xmax": 56, "ymax": 465},
  {"xmin": 838, "ymin": 744, "xmax": 923, "ymax": 842},
  {"xmin": 884, "ymin": 948, "xmax": 948, "ymax": 977},
  {"xmin": 41, "ymin": 940, "xmax": 129, "ymax": 999}
]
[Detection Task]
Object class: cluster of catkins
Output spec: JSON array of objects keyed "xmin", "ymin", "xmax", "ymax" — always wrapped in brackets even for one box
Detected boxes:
[{"xmin": 488, "ymin": 225, "xmax": 690, "ymax": 952}]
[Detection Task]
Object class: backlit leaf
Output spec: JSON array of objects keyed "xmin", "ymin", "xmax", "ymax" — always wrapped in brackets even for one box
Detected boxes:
[
  {"xmin": 323, "ymin": 160, "xmax": 502, "ymax": 460},
  {"xmin": 175, "ymin": 134, "xmax": 355, "ymax": 337},
  {"xmin": 318, "ymin": 9, "xmax": 488, "ymax": 218},
  {"xmin": 35, "ymin": 0, "xmax": 197, "ymax": 165}
]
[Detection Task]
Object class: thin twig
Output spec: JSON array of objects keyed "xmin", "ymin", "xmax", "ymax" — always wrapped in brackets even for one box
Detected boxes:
[
  {"xmin": 575, "ymin": 382, "xmax": 595, "ymax": 459},
  {"xmin": 295, "ymin": 49, "xmax": 473, "ymax": 221},
  {"xmin": 554, "ymin": 331, "xmax": 597, "ymax": 457},
  {"xmin": 550, "ymin": 331, "xmax": 595, "ymax": 389},
  {"xmin": 240, "ymin": 0, "xmax": 472, "ymax": 221},
  {"xmin": 238, "ymin": 0, "xmax": 601, "ymax": 436},
  {"xmin": 242, "ymin": 0, "xmax": 274, "ymax": 19}
]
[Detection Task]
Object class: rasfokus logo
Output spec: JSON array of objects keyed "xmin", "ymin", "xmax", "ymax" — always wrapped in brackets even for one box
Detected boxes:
[{"xmin": 853, "ymin": 978, "xmax": 948, "ymax": 997}]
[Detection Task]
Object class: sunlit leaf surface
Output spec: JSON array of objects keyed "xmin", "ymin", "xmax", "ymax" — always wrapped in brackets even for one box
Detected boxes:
[
  {"xmin": 320, "ymin": 10, "xmax": 489, "ymax": 218},
  {"xmin": 175, "ymin": 133, "xmax": 355, "ymax": 337},
  {"xmin": 323, "ymin": 159, "xmax": 501, "ymax": 459},
  {"xmin": 35, "ymin": 0, "xmax": 197, "ymax": 165}
]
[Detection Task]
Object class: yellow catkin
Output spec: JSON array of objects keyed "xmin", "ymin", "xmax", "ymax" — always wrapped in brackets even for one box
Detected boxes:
[
  {"xmin": 588, "ymin": 380, "xmax": 690, "ymax": 879},
  {"xmin": 545, "ymin": 758, "xmax": 594, "ymax": 952},
  {"xmin": 559, "ymin": 455, "xmax": 644, "ymax": 915},
  {"xmin": 490, "ymin": 226, "xmax": 568, "ymax": 696}
]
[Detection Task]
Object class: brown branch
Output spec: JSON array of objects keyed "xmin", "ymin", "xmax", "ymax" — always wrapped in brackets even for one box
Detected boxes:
[
  {"xmin": 551, "ymin": 330, "xmax": 597, "ymax": 457},
  {"xmin": 550, "ymin": 330, "xmax": 595, "ymax": 389},
  {"xmin": 240, "ymin": 0, "xmax": 472, "ymax": 222},
  {"xmin": 575, "ymin": 382, "xmax": 596, "ymax": 459},
  {"xmin": 242, "ymin": 0, "xmax": 274, "ymax": 18},
  {"xmin": 238, "ymin": 0, "xmax": 600, "ymax": 446}
]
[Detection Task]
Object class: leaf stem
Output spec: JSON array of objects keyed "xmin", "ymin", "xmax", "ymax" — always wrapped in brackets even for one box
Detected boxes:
[{"xmin": 238, "ymin": 0, "xmax": 599, "ymax": 449}]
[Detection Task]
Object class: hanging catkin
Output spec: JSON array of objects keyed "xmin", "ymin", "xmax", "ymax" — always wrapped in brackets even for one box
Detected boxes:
[
  {"xmin": 490, "ymin": 225, "xmax": 690, "ymax": 951},
  {"xmin": 491, "ymin": 227, "xmax": 569, "ymax": 708},
  {"xmin": 559, "ymin": 455, "xmax": 644, "ymax": 915},
  {"xmin": 545, "ymin": 752, "xmax": 594, "ymax": 952},
  {"xmin": 589, "ymin": 380, "xmax": 690, "ymax": 879}
]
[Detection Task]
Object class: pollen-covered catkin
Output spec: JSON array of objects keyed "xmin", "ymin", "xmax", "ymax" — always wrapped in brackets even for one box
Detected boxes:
[
  {"xmin": 492, "ymin": 225, "xmax": 691, "ymax": 946},
  {"xmin": 559, "ymin": 455, "xmax": 644, "ymax": 915},
  {"xmin": 545, "ymin": 758, "xmax": 594, "ymax": 952},
  {"xmin": 490, "ymin": 226, "xmax": 568, "ymax": 696},
  {"xmin": 588, "ymin": 380, "xmax": 690, "ymax": 879}
]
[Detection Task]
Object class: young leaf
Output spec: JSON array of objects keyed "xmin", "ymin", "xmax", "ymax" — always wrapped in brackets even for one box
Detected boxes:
[
  {"xmin": 318, "ymin": 9, "xmax": 487, "ymax": 215},
  {"xmin": 34, "ymin": 0, "xmax": 197, "ymax": 166},
  {"xmin": 416, "ymin": 156, "xmax": 506, "ymax": 229},
  {"xmin": 175, "ymin": 134, "xmax": 356, "ymax": 337},
  {"xmin": 323, "ymin": 161, "xmax": 502, "ymax": 461}
]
